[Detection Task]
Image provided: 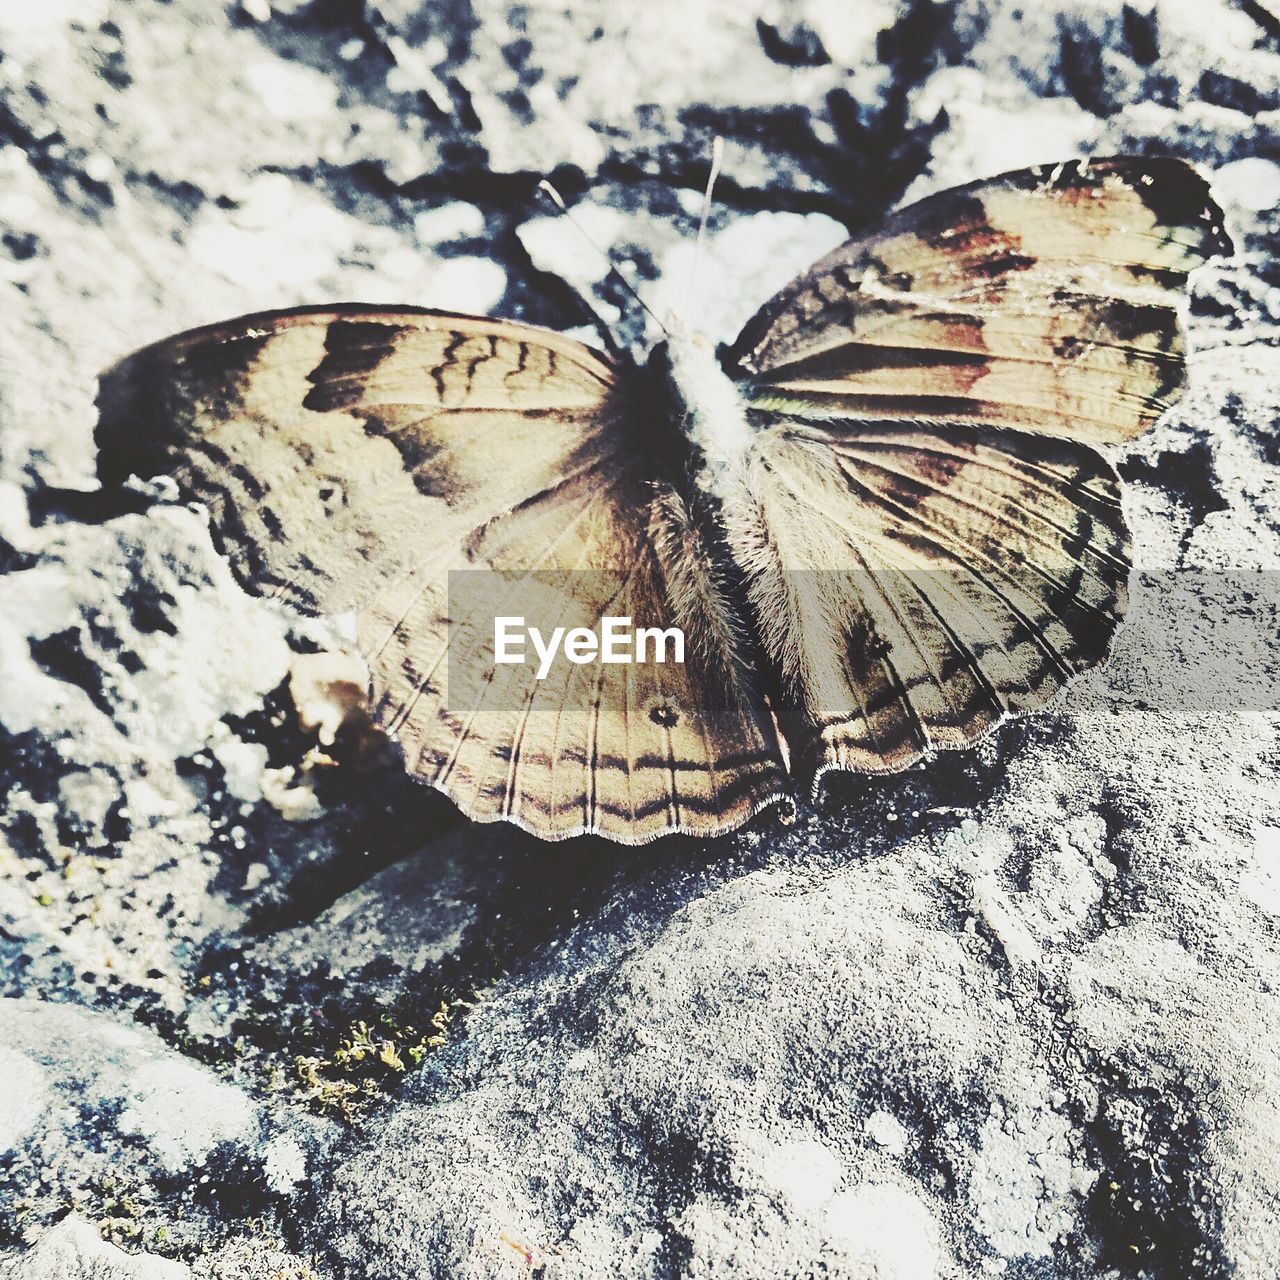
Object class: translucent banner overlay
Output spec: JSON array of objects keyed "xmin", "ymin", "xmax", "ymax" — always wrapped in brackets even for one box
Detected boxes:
[{"xmin": 442, "ymin": 569, "xmax": 1280, "ymax": 714}]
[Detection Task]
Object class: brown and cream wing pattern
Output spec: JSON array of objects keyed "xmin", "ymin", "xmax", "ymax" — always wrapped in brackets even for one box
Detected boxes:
[
  {"xmin": 96, "ymin": 306, "xmax": 788, "ymax": 842},
  {"xmin": 382, "ymin": 459, "xmax": 788, "ymax": 842},
  {"xmin": 721, "ymin": 416, "xmax": 1130, "ymax": 788},
  {"xmin": 729, "ymin": 156, "xmax": 1232, "ymax": 443},
  {"xmin": 718, "ymin": 155, "xmax": 1230, "ymax": 790},
  {"xmin": 96, "ymin": 306, "xmax": 621, "ymax": 616}
]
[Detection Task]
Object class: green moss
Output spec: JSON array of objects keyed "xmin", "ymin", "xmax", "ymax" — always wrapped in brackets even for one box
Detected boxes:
[
  {"xmin": 64, "ymin": 1175, "xmax": 151, "ymax": 1249},
  {"xmin": 128, "ymin": 957, "xmax": 491, "ymax": 1127},
  {"xmin": 289, "ymin": 999, "xmax": 473, "ymax": 1121}
]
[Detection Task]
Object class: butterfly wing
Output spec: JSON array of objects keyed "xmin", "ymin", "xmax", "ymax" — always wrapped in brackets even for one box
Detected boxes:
[
  {"xmin": 720, "ymin": 415, "xmax": 1129, "ymax": 785},
  {"xmin": 97, "ymin": 306, "xmax": 788, "ymax": 842},
  {"xmin": 730, "ymin": 156, "xmax": 1232, "ymax": 444},
  {"xmin": 718, "ymin": 157, "xmax": 1229, "ymax": 787}
]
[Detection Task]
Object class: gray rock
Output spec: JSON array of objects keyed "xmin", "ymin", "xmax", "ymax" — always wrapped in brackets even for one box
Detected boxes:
[
  {"xmin": 0, "ymin": 1216, "xmax": 188, "ymax": 1280},
  {"xmin": 1, "ymin": 998, "xmax": 261, "ymax": 1174},
  {"xmin": 0, "ymin": 999, "xmax": 323, "ymax": 1270}
]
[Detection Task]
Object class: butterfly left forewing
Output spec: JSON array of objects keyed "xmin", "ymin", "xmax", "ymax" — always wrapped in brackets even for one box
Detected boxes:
[{"xmin": 97, "ymin": 306, "xmax": 620, "ymax": 615}]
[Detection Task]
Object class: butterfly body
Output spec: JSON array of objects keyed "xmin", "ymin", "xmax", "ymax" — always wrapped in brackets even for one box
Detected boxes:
[
  {"xmin": 651, "ymin": 331, "xmax": 760, "ymax": 512},
  {"xmin": 94, "ymin": 156, "xmax": 1231, "ymax": 842}
]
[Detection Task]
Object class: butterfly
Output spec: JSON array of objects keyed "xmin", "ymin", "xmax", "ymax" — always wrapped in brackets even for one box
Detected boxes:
[{"xmin": 94, "ymin": 156, "xmax": 1231, "ymax": 844}]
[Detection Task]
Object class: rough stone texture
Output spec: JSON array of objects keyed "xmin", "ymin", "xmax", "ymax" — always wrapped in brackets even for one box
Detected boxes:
[
  {"xmin": 0, "ymin": 1214, "xmax": 189, "ymax": 1280},
  {"xmin": 2, "ymin": 1, "xmax": 1280, "ymax": 1277}
]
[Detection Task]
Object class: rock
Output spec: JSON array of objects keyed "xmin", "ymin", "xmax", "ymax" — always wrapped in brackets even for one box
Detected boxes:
[
  {"xmin": 2, "ymin": 997, "xmax": 255, "ymax": 1181},
  {"xmin": 0, "ymin": 1215, "xmax": 188, "ymax": 1280},
  {"xmin": 3, "ymin": 0, "xmax": 1280, "ymax": 1276},
  {"xmin": 0, "ymin": 999, "xmax": 322, "ymax": 1275}
]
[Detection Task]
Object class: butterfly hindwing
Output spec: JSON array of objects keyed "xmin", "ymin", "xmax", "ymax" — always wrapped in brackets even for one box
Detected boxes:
[
  {"xmin": 718, "ymin": 415, "xmax": 1129, "ymax": 785},
  {"xmin": 96, "ymin": 306, "xmax": 788, "ymax": 842},
  {"xmin": 363, "ymin": 450, "xmax": 788, "ymax": 841}
]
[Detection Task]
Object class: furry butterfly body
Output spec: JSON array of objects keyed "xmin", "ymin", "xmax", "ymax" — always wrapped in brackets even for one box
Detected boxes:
[{"xmin": 96, "ymin": 157, "xmax": 1231, "ymax": 842}]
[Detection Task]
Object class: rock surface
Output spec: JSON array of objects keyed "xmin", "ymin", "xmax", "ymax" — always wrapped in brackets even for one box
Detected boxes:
[
  {"xmin": 0, "ymin": 1214, "xmax": 189, "ymax": 1280},
  {"xmin": 3, "ymin": 1, "xmax": 1280, "ymax": 1277}
]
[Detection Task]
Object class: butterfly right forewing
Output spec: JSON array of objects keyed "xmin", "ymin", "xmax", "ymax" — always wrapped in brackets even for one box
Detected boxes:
[
  {"xmin": 719, "ymin": 156, "xmax": 1229, "ymax": 790},
  {"xmin": 731, "ymin": 157, "xmax": 1231, "ymax": 444}
]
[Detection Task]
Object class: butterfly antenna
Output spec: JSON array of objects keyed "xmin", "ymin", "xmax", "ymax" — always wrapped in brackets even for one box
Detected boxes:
[
  {"xmin": 688, "ymin": 135, "xmax": 725, "ymax": 301},
  {"xmin": 537, "ymin": 180, "xmax": 669, "ymax": 339}
]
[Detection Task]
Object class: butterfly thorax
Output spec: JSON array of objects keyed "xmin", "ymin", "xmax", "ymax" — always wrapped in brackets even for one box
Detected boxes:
[{"xmin": 653, "ymin": 332, "xmax": 757, "ymax": 509}]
